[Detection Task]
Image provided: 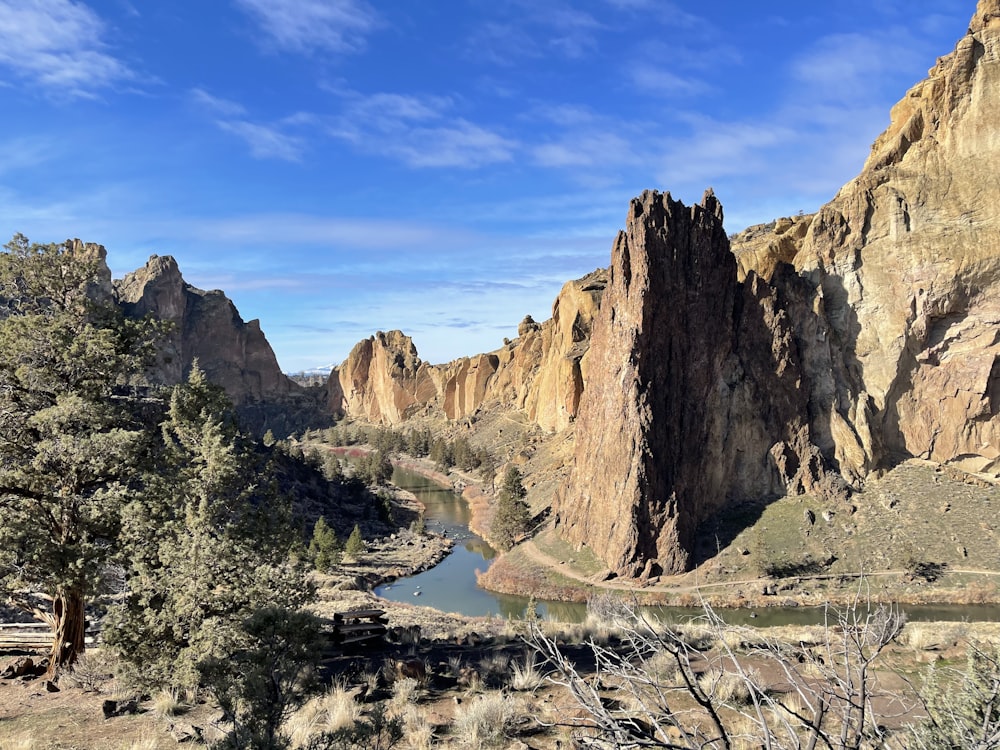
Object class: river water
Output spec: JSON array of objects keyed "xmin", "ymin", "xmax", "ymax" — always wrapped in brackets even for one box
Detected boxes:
[{"xmin": 374, "ymin": 466, "xmax": 1000, "ymax": 625}]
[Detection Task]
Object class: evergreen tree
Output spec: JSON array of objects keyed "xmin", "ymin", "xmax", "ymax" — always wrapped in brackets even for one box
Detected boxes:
[
  {"xmin": 490, "ymin": 466, "xmax": 531, "ymax": 552},
  {"xmin": 106, "ymin": 367, "xmax": 312, "ymax": 690},
  {"xmin": 308, "ymin": 517, "xmax": 342, "ymax": 572},
  {"xmin": 200, "ymin": 606, "xmax": 324, "ymax": 750},
  {"xmin": 344, "ymin": 524, "xmax": 366, "ymax": 560},
  {"xmin": 0, "ymin": 236, "xmax": 162, "ymax": 675}
]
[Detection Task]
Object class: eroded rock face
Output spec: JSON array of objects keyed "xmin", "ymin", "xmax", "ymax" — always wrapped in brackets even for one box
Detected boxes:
[
  {"xmin": 785, "ymin": 0, "xmax": 1000, "ymax": 476},
  {"xmin": 114, "ymin": 255, "xmax": 293, "ymax": 404},
  {"xmin": 327, "ymin": 270, "xmax": 607, "ymax": 432},
  {"xmin": 553, "ymin": 1, "xmax": 1000, "ymax": 576},
  {"xmin": 553, "ymin": 192, "xmax": 841, "ymax": 576}
]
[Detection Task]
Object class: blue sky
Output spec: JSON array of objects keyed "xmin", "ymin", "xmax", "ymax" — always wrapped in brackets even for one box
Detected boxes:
[{"xmin": 0, "ymin": 0, "xmax": 973, "ymax": 372}]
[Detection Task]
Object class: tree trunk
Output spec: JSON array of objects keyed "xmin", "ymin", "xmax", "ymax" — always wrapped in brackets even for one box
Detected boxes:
[{"xmin": 46, "ymin": 588, "xmax": 86, "ymax": 678}]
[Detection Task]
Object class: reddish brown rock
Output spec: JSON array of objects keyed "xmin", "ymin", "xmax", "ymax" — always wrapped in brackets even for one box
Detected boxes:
[{"xmin": 553, "ymin": 191, "xmax": 838, "ymax": 576}]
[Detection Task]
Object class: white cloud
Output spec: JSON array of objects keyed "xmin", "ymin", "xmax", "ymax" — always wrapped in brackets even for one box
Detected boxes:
[
  {"xmin": 791, "ymin": 30, "xmax": 928, "ymax": 102},
  {"xmin": 234, "ymin": 0, "xmax": 379, "ymax": 55},
  {"xmin": 330, "ymin": 92, "xmax": 517, "ymax": 169},
  {"xmin": 191, "ymin": 88, "xmax": 247, "ymax": 118},
  {"xmin": 0, "ymin": 0, "xmax": 135, "ymax": 97},
  {"xmin": 533, "ymin": 132, "xmax": 638, "ymax": 169},
  {"xmin": 215, "ymin": 120, "xmax": 306, "ymax": 162},
  {"xmin": 629, "ymin": 65, "xmax": 708, "ymax": 96}
]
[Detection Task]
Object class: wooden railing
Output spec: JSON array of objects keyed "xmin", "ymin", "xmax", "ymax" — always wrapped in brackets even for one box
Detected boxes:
[{"xmin": 0, "ymin": 622, "xmax": 98, "ymax": 650}]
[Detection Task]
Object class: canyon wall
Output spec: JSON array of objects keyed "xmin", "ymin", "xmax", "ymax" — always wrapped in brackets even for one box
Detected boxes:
[
  {"xmin": 553, "ymin": 0, "xmax": 1000, "ymax": 575},
  {"xmin": 321, "ymin": 1, "xmax": 999, "ymax": 577},
  {"xmin": 115, "ymin": 254, "xmax": 295, "ymax": 405},
  {"xmin": 327, "ymin": 269, "xmax": 607, "ymax": 433}
]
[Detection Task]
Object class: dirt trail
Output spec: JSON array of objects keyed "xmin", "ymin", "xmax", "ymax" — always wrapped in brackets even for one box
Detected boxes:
[{"xmin": 519, "ymin": 539, "xmax": 1000, "ymax": 602}]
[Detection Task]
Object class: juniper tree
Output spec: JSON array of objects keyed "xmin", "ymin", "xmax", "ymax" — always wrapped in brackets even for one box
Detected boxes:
[
  {"xmin": 0, "ymin": 236, "xmax": 161, "ymax": 675},
  {"xmin": 490, "ymin": 466, "xmax": 530, "ymax": 551},
  {"xmin": 106, "ymin": 366, "xmax": 313, "ymax": 690}
]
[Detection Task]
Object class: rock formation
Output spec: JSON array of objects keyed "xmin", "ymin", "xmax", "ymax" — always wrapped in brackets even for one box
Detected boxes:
[
  {"xmin": 552, "ymin": 192, "xmax": 842, "ymax": 576},
  {"xmin": 552, "ymin": 0, "xmax": 1000, "ymax": 575},
  {"xmin": 114, "ymin": 255, "xmax": 332, "ymax": 435},
  {"xmin": 327, "ymin": 269, "xmax": 607, "ymax": 433},
  {"xmin": 320, "ymin": 1, "xmax": 999, "ymax": 577},
  {"xmin": 115, "ymin": 255, "xmax": 294, "ymax": 405}
]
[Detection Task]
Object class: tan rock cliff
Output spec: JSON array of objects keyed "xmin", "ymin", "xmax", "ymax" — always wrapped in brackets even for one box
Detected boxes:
[
  {"xmin": 114, "ymin": 255, "xmax": 294, "ymax": 405},
  {"xmin": 328, "ymin": 269, "xmax": 606, "ymax": 433},
  {"xmin": 783, "ymin": 0, "xmax": 1000, "ymax": 477}
]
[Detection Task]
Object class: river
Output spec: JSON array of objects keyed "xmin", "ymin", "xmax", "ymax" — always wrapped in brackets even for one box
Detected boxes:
[{"xmin": 374, "ymin": 465, "xmax": 1000, "ymax": 625}]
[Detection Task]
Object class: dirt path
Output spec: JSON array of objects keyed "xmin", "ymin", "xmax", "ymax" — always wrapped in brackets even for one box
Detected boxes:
[{"xmin": 519, "ymin": 539, "xmax": 1000, "ymax": 604}]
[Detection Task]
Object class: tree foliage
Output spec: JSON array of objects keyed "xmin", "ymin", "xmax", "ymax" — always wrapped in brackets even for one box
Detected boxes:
[
  {"xmin": 309, "ymin": 517, "xmax": 342, "ymax": 573},
  {"xmin": 344, "ymin": 524, "xmax": 366, "ymax": 560},
  {"xmin": 106, "ymin": 367, "xmax": 313, "ymax": 691},
  {"xmin": 0, "ymin": 235, "xmax": 162, "ymax": 674},
  {"xmin": 490, "ymin": 466, "xmax": 530, "ymax": 551},
  {"xmin": 201, "ymin": 606, "xmax": 324, "ymax": 750}
]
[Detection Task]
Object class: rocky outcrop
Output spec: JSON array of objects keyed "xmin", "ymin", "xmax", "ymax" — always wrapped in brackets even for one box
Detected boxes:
[
  {"xmin": 781, "ymin": 0, "xmax": 1000, "ymax": 477},
  {"xmin": 114, "ymin": 255, "xmax": 294, "ymax": 405},
  {"xmin": 327, "ymin": 269, "xmax": 607, "ymax": 432},
  {"xmin": 553, "ymin": 192, "xmax": 842, "ymax": 576},
  {"xmin": 730, "ymin": 215, "xmax": 812, "ymax": 282},
  {"xmin": 332, "ymin": 331, "xmax": 438, "ymax": 423},
  {"xmin": 553, "ymin": 1, "xmax": 1000, "ymax": 576}
]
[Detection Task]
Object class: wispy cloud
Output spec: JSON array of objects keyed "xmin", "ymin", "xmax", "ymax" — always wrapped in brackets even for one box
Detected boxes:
[
  {"xmin": 629, "ymin": 65, "xmax": 708, "ymax": 96},
  {"xmin": 191, "ymin": 89, "xmax": 308, "ymax": 161},
  {"xmin": 791, "ymin": 29, "xmax": 929, "ymax": 103},
  {"xmin": 234, "ymin": 0, "xmax": 380, "ymax": 55},
  {"xmin": 191, "ymin": 88, "xmax": 247, "ymax": 117},
  {"xmin": 216, "ymin": 120, "xmax": 305, "ymax": 161},
  {"xmin": 329, "ymin": 91, "xmax": 517, "ymax": 168},
  {"xmin": 0, "ymin": 0, "xmax": 135, "ymax": 98},
  {"xmin": 464, "ymin": 1, "xmax": 603, "ymax": 64}
]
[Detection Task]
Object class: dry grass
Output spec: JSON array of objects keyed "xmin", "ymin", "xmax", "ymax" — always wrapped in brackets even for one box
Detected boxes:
[
  {"xmin": 510, "ymin": 652, "xmax": 544, "ymax": 692},
  {"xmin": 399, "ymin": 705, "xmax": 434, "ymax": 750},
  {"xmin": 478, "ymin": 651, "xmax": 511, "ymax": 687},
  {"xmin": 902, "ymin": 622, "xmax": 969, "ymax": 652},
  {"xmin": 696, "ymin": 667, "xmax": 760, "ymax": 705},
  {"xmin": 286, "ymin": 682, "xmax": 363, "ymax": 746},
  {"xmin": 452, "ymin": 690, "xmax": 522, "ymax": 747},
  {"xmin": 390, "ymin": 677, "xmax": 421, "ymax": 711},
  {"xmin": 0, "ymin": 735, "xmax": 37, "ymax": 750},
  {"xmin": 151, "ymin": 688, "xmax": 183, "ymax": 719}
]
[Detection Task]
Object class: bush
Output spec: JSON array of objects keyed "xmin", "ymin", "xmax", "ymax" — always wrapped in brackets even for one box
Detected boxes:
[{"xmin": 453, "ymin": 691, "xmax": 521, "ymax": 748}]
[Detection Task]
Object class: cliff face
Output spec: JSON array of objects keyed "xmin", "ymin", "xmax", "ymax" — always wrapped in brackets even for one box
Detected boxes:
[
  {"xmin": 327, "ymin": 269, "xmax": 607, "ymax": 432},
  {"xmin": 552, "ymin": 192, "xmax": 842, "ymax": 576},
  {"xmin": 551, "ymin": 1, "xmax": 1000, "ymax": 576},
  {"xmin": 786, "ymin": 0, "xmax": 1000, "ymax": 477},
  {"xmin": 114, "ymin": 255, "xmax": 295, "ymax": 405}
]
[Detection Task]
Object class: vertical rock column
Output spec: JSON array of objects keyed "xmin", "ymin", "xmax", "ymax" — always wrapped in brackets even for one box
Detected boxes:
[{"xmin": 554, "ymin": 190, "xmax": 737, "ymax": 576}]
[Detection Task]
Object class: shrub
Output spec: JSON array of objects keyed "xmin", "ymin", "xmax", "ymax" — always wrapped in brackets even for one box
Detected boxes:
[{"xmin": 453, "ymin": 691, "xmax": 520, "ymax": 747}]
